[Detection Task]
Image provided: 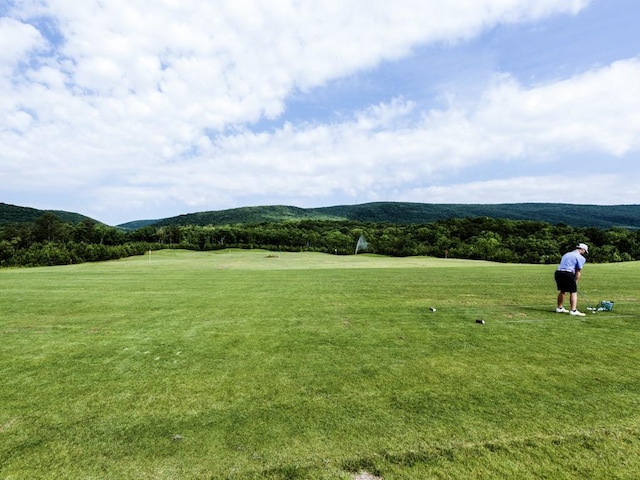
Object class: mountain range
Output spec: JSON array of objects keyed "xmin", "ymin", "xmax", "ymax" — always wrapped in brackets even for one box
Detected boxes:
[
  {"xmin": 3, "ymin": 201, "xmax": 640, "ymax": 230},
  {"xmin": 0, "ymin": 202, "xmax": 96, "ymax": 226}
]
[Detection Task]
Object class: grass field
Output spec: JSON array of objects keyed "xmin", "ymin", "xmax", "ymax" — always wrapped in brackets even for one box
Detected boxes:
[{"xmin": 1, "ymin": 249, "xmax": 640, "ymax": 479}]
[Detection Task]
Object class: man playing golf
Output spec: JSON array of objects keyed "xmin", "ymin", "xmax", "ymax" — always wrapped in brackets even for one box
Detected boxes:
[{"xmin": 555, "ymin": 243, "xmax": 589, "ymax": 316}]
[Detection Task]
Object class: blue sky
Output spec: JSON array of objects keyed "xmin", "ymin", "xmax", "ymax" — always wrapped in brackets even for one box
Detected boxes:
[{"xmin": 1, "ymin": 0, "xmax": 639, "ymax": 225}]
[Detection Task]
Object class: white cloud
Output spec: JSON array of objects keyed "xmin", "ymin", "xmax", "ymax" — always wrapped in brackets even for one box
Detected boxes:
[
  {"xmin": 115, "ymin": 56, "xmax": 634, "ymax": 212},
  {"xmin": 0, "ymin": 17, "xmax": 44, "ymax": 70},
  {"xmin": 475, "ymin": 58, "xmax": 640, "ymax": 157},
  {"xmin": 7, "ymin": 0, "xmax": 592, "ymax": 128},
  {"xmin": 402, "ymin": 173, "xmax": 640, "ymax": 205},
  {"xmin": 7, "ymin": 0, "xmax": 640, "ymax": 225},
  {"xmin": 190, "ymin": 57, "xmax": 640, "ymax": 207}
]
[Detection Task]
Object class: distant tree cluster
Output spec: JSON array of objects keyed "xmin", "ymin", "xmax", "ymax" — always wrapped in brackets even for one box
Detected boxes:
[
  {"xmin": 2, "ymin": 213, "xmax": 640, "ymax": 268},
  {"xmin": 148, "ymin": 218, "xmax": 639, "ymax": 264},
  {"xmin": 0, "ymin": 213, "xmax": 160, "ymax": 267}
]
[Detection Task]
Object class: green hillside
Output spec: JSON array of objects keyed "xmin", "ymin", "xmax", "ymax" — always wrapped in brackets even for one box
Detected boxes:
[
  {"xmin": 4, "ymin": 200, "xmax": 640, "ymax": 230},
  {"xmin": 151, "ymin": 205, "xmax": 344, "ymax": 227},
  {"xmin": 116, "ymin": 219, "xmax": 162, "ymax": 231},
  {"xmin": 143, "ymin": 202, "xmax": 640, "ymax": 229},
  {"xmin": 0, "ymin": 202, "xmax": 96, "ymax": 225}
]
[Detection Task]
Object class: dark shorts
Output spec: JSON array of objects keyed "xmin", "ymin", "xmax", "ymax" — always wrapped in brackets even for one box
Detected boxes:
[{"xmin": 555, "ymin": 270, "xmax": 577, "ymax": 293}]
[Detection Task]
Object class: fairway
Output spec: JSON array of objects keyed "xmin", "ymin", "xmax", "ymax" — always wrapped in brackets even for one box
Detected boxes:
[{"xmin": 2, "ymin": 249, "xmax": 640, "ymax": 479}]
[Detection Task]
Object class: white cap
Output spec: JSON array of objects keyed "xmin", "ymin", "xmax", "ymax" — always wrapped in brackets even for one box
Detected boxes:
[{"xmin": 576, "ymin": 243, "xmax": 589, "ymax": 253}]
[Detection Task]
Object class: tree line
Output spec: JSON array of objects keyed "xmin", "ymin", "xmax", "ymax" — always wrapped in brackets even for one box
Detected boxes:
[
  {"xmin": 2, "ymin": 212, "xmax": 640, "ymax": 268},
  {"xmin": 0, "ymin": 213, "xmax": 159, "ymax": 267}
]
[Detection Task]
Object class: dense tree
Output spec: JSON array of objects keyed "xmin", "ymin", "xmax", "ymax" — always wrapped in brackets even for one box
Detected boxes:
[
  {"xmin": 3, "ymin": 213, "xmax": 640, "ymax": 268},
  {"xmin": 33, "ymin": 212, "xmax": 67, "ymax": 243}
]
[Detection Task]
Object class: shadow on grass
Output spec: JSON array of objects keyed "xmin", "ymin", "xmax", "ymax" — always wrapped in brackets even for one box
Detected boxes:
[
  {"xmin": 258, "ymin": 465, "xmax": 315, "ymax": 480},
  {"xmin": 514, "ymin": 304, "xmax": 634, "ymax": 321},
  {"xmin": 342, "ymin": 447, "xmax": 455, "ymax": 472}
]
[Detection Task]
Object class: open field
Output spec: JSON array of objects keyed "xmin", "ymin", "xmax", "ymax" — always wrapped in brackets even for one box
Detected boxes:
[{"xmin": 2, "ymin": 249, "xmax": 640, "ymax": 479}]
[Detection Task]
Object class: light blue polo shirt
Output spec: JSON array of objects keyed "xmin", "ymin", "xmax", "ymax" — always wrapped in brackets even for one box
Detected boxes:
[{"xmin": 557, "ymin": 250, "xmax": 586, "ymax": 274}]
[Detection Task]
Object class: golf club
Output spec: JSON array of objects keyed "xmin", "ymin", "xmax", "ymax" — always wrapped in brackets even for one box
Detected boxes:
[{"xmin": 578, "ymin": 290, "xmax": 597, "ymax": 313}]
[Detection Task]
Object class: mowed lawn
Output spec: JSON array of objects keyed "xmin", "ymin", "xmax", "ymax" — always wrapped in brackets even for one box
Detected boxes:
[{"xmin": 1, "ymin": 249, "xmax": 640, "ymax": 479}]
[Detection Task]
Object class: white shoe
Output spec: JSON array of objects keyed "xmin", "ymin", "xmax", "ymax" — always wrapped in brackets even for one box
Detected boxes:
[
  {"xmin": 556, "ymin": 307, "xmax": 569, "ymax": 313},
  {"xmin": 570, "ymin": 310, "xmax": 586, "ymax": 317}
]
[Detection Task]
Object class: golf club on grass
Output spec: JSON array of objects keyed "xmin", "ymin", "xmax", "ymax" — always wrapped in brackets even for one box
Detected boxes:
[{"xmin": 578, "ymin": 290, "xmax": 597, "ymax": 313}]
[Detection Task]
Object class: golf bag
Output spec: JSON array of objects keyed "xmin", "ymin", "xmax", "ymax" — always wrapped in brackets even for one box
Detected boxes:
[{"xmin": 595, "ymin": 300, "xmax": 614, "ymax": 312}]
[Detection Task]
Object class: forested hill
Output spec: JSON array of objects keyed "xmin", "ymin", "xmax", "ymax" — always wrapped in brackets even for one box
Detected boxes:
[
  {"xmin": 4, "ymin": 201, "xmax": 640, "ymax": 267},
  {"xmin": 0, "ymin": 202, "xmax": 95, "ymax": 225},
  {"xmin": 147, "ymin": 205, "xmax": 341, "ymax": 228},
  {"xmin": 141, "ymin": 202, "xmax": 640, "ymax": 229},
  {"xmin": 4, "ymin": 201, "xmax": 640, "ymax": 229}
]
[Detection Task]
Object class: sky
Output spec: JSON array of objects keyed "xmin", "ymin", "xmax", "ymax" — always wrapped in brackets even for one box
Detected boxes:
[{"xmin": 1, "ymin": 0, "xmax": 639, "ymax": 226}]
